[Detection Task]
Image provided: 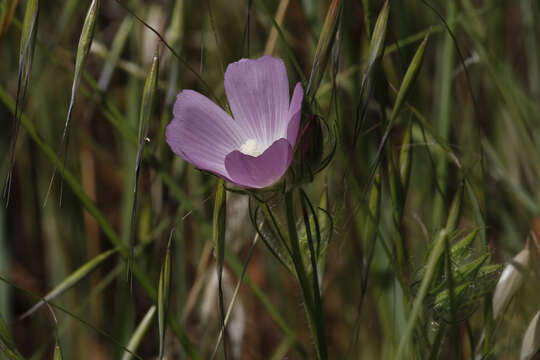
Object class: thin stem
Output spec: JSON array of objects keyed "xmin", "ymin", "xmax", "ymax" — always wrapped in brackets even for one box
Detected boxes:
[{"xmin": 284, "ymin": 190, "xmax": 328, "ymax": 360}]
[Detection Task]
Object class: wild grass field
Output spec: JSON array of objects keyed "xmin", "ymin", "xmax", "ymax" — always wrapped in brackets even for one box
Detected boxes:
[{"xmin": 1, "ymin": 0, "xmax": 540, "ymax": 359}]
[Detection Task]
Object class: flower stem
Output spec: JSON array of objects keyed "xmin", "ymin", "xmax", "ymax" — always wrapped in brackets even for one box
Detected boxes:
[{"xmin": 284, "ymin": 190, "xmax": 328, "ymax": 360}]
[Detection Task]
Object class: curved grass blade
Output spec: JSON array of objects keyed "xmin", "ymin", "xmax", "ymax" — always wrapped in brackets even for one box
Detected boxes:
[
  {"xmin": 45, "ymin": 0, "xmax": 99, "ymax": 206},
  {"xmin": 128, "ymin": 51, "xmax": 159, "ymax": 281},
  {"xmin": 158, "ymin": 234, "xmax": 172, "ymax": 360},
  {"xmin": 0, "ymin": 315, "xmax": 24, "ymax": 360},
  {"xmin": 121, "ymin": 306, "xmax": 156, "ymax": 360},
  {"xmin": 3, "ymin": 0, "xmax": 39, "ymax": 205},
  {"xmin": 20, "ymin": 249, "xmax": 117, "ymax": 320}
]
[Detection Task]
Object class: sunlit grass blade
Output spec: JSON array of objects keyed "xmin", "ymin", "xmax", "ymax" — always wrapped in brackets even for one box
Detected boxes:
[
  {"xmin": 45, "ymin": 0, "xmax": 99, "ymax": 205},
  {"xmin": 157, "ymin": 234, "xmax": 172, "ymax": 360},
  {"xmin": 3, "ymin": 0, "xmax": 38, "ymax": 205},
  {"xmin": 0, "ymin": 315, "xmax": 23, "ymax": 360},
  {"xmin": 128, "ymin": 51, "xmax": 159, "ymax": 280},
  {"xmin": 20, "ymin": 249, "xmax": 117, "ymax": 320},
  {"xmin": 121, "ymin": 306, "xmax": 156, "ymax": 360}
]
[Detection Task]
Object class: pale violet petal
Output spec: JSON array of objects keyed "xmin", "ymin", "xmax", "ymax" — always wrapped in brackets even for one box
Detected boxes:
[{"xmin": 166, "ymin": 90, "xmax": 243, "ymax": 177}]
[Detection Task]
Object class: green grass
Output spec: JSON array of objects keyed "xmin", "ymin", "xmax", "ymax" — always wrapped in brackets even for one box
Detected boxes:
[{"xmin": 1, "ymin": 0, "xmax": 540, "ymax": 359}]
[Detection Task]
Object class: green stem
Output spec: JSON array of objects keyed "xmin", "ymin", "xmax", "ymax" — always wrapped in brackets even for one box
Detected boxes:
[{"xmin": 284, "ymin": 190, "xmax": 328, "ymax": 360}]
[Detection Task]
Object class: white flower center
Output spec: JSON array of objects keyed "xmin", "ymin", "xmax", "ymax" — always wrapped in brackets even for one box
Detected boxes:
[{"xmin": 239, "ymin": 138, "xmax": 264, "ymax": 157}]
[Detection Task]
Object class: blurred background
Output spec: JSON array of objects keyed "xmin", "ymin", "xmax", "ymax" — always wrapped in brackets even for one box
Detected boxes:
[{"xmin": 1, "ymin": 0, "xmax": 540, "ymax": 359}]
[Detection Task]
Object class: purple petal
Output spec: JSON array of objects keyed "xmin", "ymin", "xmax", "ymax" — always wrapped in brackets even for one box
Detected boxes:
[
  {"xmin": 286, "ymin": 82, "xmax": 304, "ymax": 146},
  {"xmin": 224, "ymin": 56, "xmax": 290, "ymax": 147},
  {"xmin": 166, "ymin": 90, "xmax": 244, "ymax": 177},
  {"xmin": 224, "ymin": 138, "xmax": 292, "ymax": 188}
]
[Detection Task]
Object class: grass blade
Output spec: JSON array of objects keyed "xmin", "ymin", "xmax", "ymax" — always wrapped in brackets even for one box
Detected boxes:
[
  {"xmin": 20, "ymin": 249, "xmax": 117, "ymax": 320},
  {"xmin": 4, "ymin": 0, "xmax": 39, "ymax": 205},
  {"xmin": 121, "ymin": 306, "xmax": 156, "ymax": 360},
  {"xmin": 306, "ymin": 0, "xmax": 341, "ymax": 103},
  {"xmin": 128, "ymin": 51, "xmax": 159, "ymax": 280},
  {"xmin": 213, "ymin": 179, "xmax": 228, "ymax": 359},
  {"xmin": 158, "ymin": 234, "xmax": 172, "ymax": 359},
  {"xmin": 0, "ymin": 315, "xmax": 23, "ymax": 360},
  {"xmin": 45, "ymin": 0, "xmax": 99, "ymax": 205},
  {"xmin": 396, "ymin": 229, "xmax": 448, "ymax": 359}
]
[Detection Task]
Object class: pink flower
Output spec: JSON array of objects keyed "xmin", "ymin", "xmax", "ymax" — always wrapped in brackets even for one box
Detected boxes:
[{"xmin": 166, "ymin": 55, "xmax": 303, "ymax": 188}]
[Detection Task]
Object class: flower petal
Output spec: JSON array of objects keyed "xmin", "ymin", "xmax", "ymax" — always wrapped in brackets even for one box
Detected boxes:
[
  {"xmin": 224, "ymin": 138, "xmax": 292, "ymax": 188},
  {"xmin": 166, "ymin": 90, "xmax": 244, "ymax": 177},
  {"xmin": 224, "ymin": 56, "xmax": 290, "ymax": 147},
  {"xmin": 286, "ymin": 82, "xmax": 304, "ymax": 146}
]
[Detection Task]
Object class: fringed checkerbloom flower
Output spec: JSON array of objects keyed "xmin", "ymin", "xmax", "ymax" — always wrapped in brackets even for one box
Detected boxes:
[{"xmin": 166, "ymin": 55, "xmax": 303, "ymax": 188}]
